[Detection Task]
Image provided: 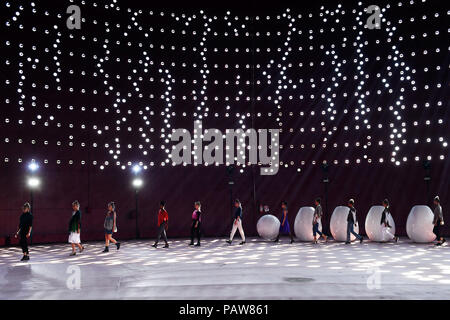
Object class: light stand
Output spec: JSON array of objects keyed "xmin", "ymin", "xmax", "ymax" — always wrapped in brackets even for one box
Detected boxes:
[
  {"xmin": 423, "ymin": 160, "xmax": 431, "ymax": 205},
  {"xmin": 27, "ymin": 162, "xmax": 40, "ymax": 245},
  {"xmin": 132, "ymin": 165, "xmax": 143, "ymax": 239},
  {"xmin": 226, "ymin": 165, "xmax": 235, "ymax": 222},
  {"xmin": 322, "ymin": 161, "xmax": 329, "ymax": 235}
]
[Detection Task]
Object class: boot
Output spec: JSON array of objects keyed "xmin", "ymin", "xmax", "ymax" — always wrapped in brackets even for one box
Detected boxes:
[{"xmin": 102, "ymin": 246, "xmax": 109, "ymax": 253}]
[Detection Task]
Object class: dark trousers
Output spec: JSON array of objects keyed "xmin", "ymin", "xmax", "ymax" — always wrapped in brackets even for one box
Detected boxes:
[
  {"xmin": 190, "ymin": 221, "xmax": 201, "ymax": 244},
  {"xmin": 155, "ymin": 222, "xmax": 168, "ymax": 244},
  {"xmin": 434, "ymin": 223, "xmax": 444, "ymax": 241},
  {"xmin": 19, "ymin": 234, "xmax": 29, "ymax": 254},
  {"xmin": 347, "ymin": 221, "xmax": 362, "ymax": 242},
  {"xmin": 313, "ymin": 223, "xmax": 323, "ymax": 237}
]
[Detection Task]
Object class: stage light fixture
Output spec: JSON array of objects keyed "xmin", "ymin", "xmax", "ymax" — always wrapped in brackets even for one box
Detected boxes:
[
  {"xmin": 132, "ymin": 178, "xmax": 143, "ymax": 189},
  {"xmin": 27, "ymin": 177, "xmax": 40, "ymax": 188}
]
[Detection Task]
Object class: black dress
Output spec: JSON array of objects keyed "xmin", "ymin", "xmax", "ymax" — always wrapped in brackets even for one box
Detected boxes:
[{"xmin": 19, "ymin": 212, "xmax": 33, "ymax": 254}]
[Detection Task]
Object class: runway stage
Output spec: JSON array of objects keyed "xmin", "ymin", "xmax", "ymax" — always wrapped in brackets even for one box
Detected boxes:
[{"xmin": 0, "ymin": 238, "xmax": 449, "ymax": 300}]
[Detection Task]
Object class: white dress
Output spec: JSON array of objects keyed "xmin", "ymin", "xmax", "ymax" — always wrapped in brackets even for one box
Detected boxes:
[
  {"xmin": 68, "ymin": 232, "xmax": 81, "ymax": 244},
  {"xmin": 68, "ymin": 211, "xmax": 81, "ymax": 244}
]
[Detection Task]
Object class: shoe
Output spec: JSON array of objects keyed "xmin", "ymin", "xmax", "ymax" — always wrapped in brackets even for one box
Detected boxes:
[
  {"xmin": 394, "ymin": 236, "xmax": 399, "ymax": 243},
  {"xmin": 313, "ymin": 240, "xmax": 318, "ymax": 244},
  {"xmin": 274, "ymin": 238, "xmax": 279, "ymax": 243},
  {"xmin": 116, "ymin": 243, "xmax": 121, "ymax": 250},
  {"xmin": 226, "ymin": 240, "xmax": 232, "ymax": 245},
  {"xmin": 360, "ymin": 236, "xmax": 364, "ymax": 244},
  {"xmin": 70, "ymin": 251, "xmax": 76, "ymax": 256},
  {"xmin": 79, "ymin": 246, "xmax": 85, "ymax": 253},
  {"xmin": 152, "ymin": 243, "xmax": 158, "ymax": 248},
  {"xmin": 24, "ymin": 255, "xmax": 30, "ymax": 261},
  {"xmin": 290, "ymin": 239, "xmax": 294, "ymax": 244},
  {"xmin": 189, "ymin": 242, "xmax": 194, "ymax": 246},
  {"xmin": 345, "ymin": 241, "xmax": 351, "ymax": 244},
  {"xmin": 195, "ymin": 243, "xmax": 201, "ymax": 247},
  {"xmin": 435, "ymin": 242, "xmax": 442, "ymax": 246},
  {"xmin": 324, "ymin": 235, "xmax": 328, "ymax": 242},
  {"xmin": 20, "ymin": 255, "xmax": 27, "ymax": 261},
  {"xmin": 239, "ymin": 241, "xmax": 246, "ymax": 245},
  {"xmin": 163, "ymin": 244, "xmax": 169, "ymax": 248},
  {"xmin": 102, "ymin": 246, "xmax": 109, "ymax": 253},
  {"xmin": 442, "ymin": 239, "xmax": 446, "ymax": 244}
]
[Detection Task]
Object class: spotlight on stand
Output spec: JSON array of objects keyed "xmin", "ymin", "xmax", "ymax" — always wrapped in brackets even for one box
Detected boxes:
[
  {"xmin": 422, "ymin": 160, "xmax": 431, "ymax": 204},
  {"xmin": 132, "ymin": 178, "xmax": 143, "ymax": 189},
  {"xmin": 226, "ymin": 165, "xmax": 235, "ymax": 220},
  {"xmin": 131, "ymin": 165, "xmax": 143, "ymax": 239},
  {"xmin": 27, "ymin": 177, "xmax": 41, "ymax": 189},
  {"xmin": 321, "ymin": 160, "xmax": 330, "ymax": 235},
  {"xmin": 26, "ymin": 161, "xmax": 40, "ymax": 245}
]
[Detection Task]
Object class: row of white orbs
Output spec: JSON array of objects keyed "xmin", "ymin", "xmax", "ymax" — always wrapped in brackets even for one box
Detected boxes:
[{"xmin": 256, "ymin": 205, "xmax": 437, "ymax": 243}]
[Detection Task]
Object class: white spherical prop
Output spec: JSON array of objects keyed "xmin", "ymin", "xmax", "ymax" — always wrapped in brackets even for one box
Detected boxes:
[
  {"xmin": 330, "ymin": 206, "xmax": 359, "ymax": 242},
  {"xmin": 294, "ymin": 206, "xmax": 322, "ymax": 241},
  {"xmin": 256, "ymin": 214, "xmax": 280, "ymax": 240},
  {"xmin": 406, "ymin": 205, "xmax": 436, "ymax": 243},
  {"xmin": 365, "ymin": 206, "xmax": 396, "ymax": 242}
]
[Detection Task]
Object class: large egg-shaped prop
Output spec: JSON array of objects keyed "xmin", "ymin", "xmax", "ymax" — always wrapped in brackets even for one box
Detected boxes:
[
  {"xmin": 256, "ymin": 214, "xmax": 280, "ymax": 240},
  {"xmin": 330, "ymin": 206, "xmax": 359, "ymax": 242},
  {"xmin": 365, "ymin": 206, "xmax": 396, "ymax": 242},
  {"xmin": 406, "ymin": 205, "xmax": 436, "ymax": 243},
  {"xmin": 294, "ymin": 206, "xmax": 322, "ymax": 241}
]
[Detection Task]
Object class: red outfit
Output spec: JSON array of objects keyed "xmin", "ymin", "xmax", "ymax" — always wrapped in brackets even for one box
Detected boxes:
[{"xmin": 158, "ymin": 209, "xmax": 168, "ymax": 226}]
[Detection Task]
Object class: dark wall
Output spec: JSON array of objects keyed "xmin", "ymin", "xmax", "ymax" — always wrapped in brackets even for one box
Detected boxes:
[
  {"xmin": 1, "ymin": 159, "xmax": 448, "ymax": 245},
  {"xmin": 0, "ymin": 0, "xmax": 449, "ymax": 244}
]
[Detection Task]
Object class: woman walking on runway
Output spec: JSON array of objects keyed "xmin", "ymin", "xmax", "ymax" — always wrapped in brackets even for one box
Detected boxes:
[
  {"xmin": 189, "ymin": 201, "xmax": 202, "ymax": 247},
  {"xmin": 433, "ymin": 196, "xmax": 446, "ymax": 246},
  {"xmin": 68, "ymin": 200, "xmax": 85, "ymax": 256},
  {"xmin": 226, "ymin": 199, "xmax": 246, "ymax": 245},
  {"xmin": 14, "ymin": 202, "xmax": 33, "ymax": 261},
  {"xmin": 152, "ymin": 201, "xmax": 169, "ymax": 248},
  {"xmin": 102, "ymin": 202, "xmax": 121, "ymax": 253},
  {"xmin": 380, "ymin": 199, "xmax": 398, "ymax": 242},
  {"xmin": 312, "ymin": 198, "xmax": 328, "ymax": 244},
  {"xmin": 345, "ymin": 199, "xmax": 364, "ymax": 244},
  {"xmin": 274, "ymin": 201, "xmax": 295, "ymax": 244}
]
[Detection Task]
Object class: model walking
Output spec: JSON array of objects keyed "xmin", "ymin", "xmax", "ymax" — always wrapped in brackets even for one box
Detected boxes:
[
  {"xmin": 68, "ymin": 200, "xmax": 84, "ymax": 256},
  {"xmin": 152, "ymin": 201, "xmax": 169, "ymax": 248},
  {"xmin": 346, "ymin": 199, "xmax": 363, "ymax": 244},
  {"xmin": 433, "ymin": 196, "xmax": 445, "ymax": 246},
  {"xmin": 189, "ymin": 201, "xmax": 202, "ymax": 247},
  {"xmin": 275, "ymin": 201, "xmax": 295, "ymax": 244},
  {"xmin": 102, "ymin": 202, "xmax": 121, "ymax": 252},
  {"xmin": 380, "ymin": 199, "xmax": 398, "ymax": 242},
  {"xmin": 226, "ymin": 199, "xmax": 246, "ymax": 245},
  {"xmin": 14, "ymin": 203, "xmax": 33, "ymax": 261},
  {"xmin": 312, "ymin": 198, "xmax": 328, "ymax": 244}
]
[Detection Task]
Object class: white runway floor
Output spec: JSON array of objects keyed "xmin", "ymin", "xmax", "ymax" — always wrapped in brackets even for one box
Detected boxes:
[{"xmin": 0, "ymin": 237, "xmax": 449, "ymax": 300}]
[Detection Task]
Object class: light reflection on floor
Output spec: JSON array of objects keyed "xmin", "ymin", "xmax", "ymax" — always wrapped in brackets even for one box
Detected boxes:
[{"xmin": 0, "ymin": 237, "xmax": 449, "ymax": 299}]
